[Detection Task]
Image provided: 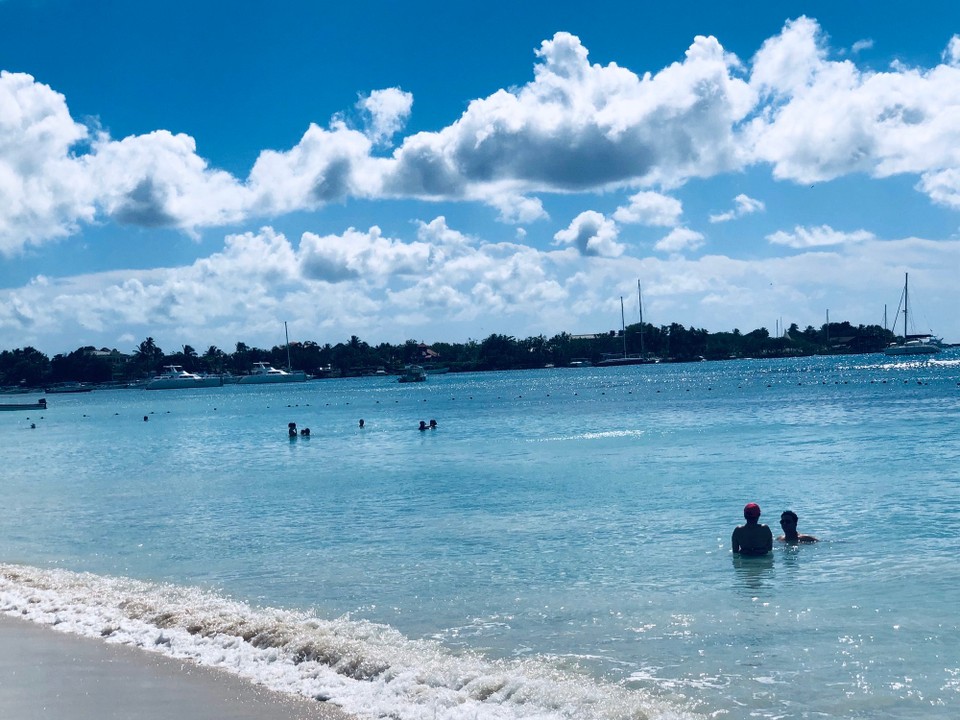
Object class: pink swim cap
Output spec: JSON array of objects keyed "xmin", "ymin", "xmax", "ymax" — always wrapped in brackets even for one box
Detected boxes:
[{"xmin": 743, "ymin": 502, "xmax": 761, "ymax": 518}]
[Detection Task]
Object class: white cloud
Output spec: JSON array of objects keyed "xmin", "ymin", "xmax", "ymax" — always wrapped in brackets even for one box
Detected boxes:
[
  {"xmin": 247, "ymin": 121, "xmax": 380, "ymax": 212},
  {"xmin": 945, "ymin": 36, "xmax": 960, "ymax": 67},
  {"xmin": 766, "ymin": 225, "xmax": 874, "ymax": 248},
  {"xmin": 6, "ymin": 20, "xmax": 960, "ymax": 256},
  {"xmin": 613, "ymin": 191, "xmax": 683, "ymax": 226},
  {"xmin": 382, "ymin": 30, "xmax": 754, "ymax": 201},
  {"xmin": 747, "ymin": 19, "xmax": 960, "ymax": 201},
  {"xmin": 88, "ymin": 130, "xmax": 249, "ymax": 232},
  {"xmin": 299, "ymin": 226, "xmax": 432, "ymax": 284},
  {"xmin": 655, "ymin": 227, "xmax": 705, "ymax": 254},
  {"xmin": 357, "ymin": 88, "xmax": 413, "ymax": 146},
  {"xmin": 0, "ymin": 71, "xmax": 94, "ymax": 254},
  {"xmin": 553, "ymin": 210, "xmax": 623, "ymax": 257},
  {"xmin": 709, "ymin": 193, "xmax": 765, "ymax": 222},
  {"xmin": 2, "ymin": 221, "xmax": 960, "ymax": 353},
  {"xmin": 851, "ymin": 39, "xmax": 874, "ymax": 55}
]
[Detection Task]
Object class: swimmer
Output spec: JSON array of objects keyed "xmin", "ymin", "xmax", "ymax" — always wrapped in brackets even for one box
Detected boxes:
[
  {"xmin": 359, "ymin": 419, "xmax": 365, "ymax": 428},
  {"xmin": 429, "ymin": 419, "xmax": 437, "ymax": 429},
  {"xmin": 288, "ymin": 422, "xmax": 298, "ymax": 438},
  {"xmin": 777, "ymin": 510, "xmax": 818, "ymax": 543},
  {"xmin": 300, "ymin": 428, "xmax": 310, "ymax": 436},
  {"xmin": 732, "ymin": 502, "xmax": 773, "ymax": 556},
  {"xmin": 419, "ymin": 420, "xmax": 428, "ymax": 431}
]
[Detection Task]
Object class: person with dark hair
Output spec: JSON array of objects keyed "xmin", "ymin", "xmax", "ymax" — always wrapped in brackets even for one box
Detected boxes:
[
  {"xmin": 731, "ymin": 502, "xmax": 773, "ymax": 556},
  {"xmin": 777, "ymin": 510, "xmax": 818, "ymax": 544}
]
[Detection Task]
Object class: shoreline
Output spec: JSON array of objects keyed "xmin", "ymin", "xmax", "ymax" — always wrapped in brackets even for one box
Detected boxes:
[{"xmin": 0, "ymin": 614, "xmax": 357, "ymax": 720}]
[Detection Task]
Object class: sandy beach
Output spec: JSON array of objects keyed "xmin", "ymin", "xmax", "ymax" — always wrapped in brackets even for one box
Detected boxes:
[{"xmin": 0, "ymin": 615, "xmax": 356, "ymax": 720}]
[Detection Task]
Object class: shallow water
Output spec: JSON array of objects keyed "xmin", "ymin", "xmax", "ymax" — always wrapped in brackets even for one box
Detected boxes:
[{"xmin": 2, "ymin": 353, "xmax": 959, "ymax": 719}]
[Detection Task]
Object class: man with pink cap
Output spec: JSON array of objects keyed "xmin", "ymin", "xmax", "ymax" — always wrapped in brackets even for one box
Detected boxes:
[{"xmin": 731, "ymin": 502, "xmax": 773, "ymax": 556}]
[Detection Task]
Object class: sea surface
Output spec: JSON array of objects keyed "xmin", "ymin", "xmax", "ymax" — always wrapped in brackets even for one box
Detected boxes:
[{"xmin": 2, "ymin": 353, "xmax": 959, "ymax": 720}]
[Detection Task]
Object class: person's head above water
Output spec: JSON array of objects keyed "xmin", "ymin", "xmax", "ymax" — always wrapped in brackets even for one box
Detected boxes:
[
  {"xmin": 780, "ymin": 510, "xmax": 798, "ymax": 525},
  {"xmin": 743, "ymin": 502, "xmax": 761, "ymax": 521}
]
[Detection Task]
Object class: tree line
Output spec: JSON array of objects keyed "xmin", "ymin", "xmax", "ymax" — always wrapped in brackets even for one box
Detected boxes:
[{"xmin": 0, "ymin": 320, "xmax": 898, "ymax": 388}]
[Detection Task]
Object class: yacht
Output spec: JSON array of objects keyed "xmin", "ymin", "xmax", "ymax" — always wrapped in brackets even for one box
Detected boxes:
[{"xmin": 146, "ymin": 366, "xmax": 222, "ymax": 390}]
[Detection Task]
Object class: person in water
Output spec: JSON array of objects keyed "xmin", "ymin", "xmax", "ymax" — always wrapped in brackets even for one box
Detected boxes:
[
  {"xmin": 429, "ymin": 419, "xmax": 437, "ymax": 429},
  {"xmin": 777, "ymin": 510, "xmax": 818, "ymax": 543},
  {"xmin": 288, "ymin": 422, "xmax": 298, "ymax": 438},
  {"xmin": 731, "ymin": 502, "xmax": 773, "ymax": 556},
  {"xmin": 418, "ymin": 420, "xmax": 428, "ymax": 431}
]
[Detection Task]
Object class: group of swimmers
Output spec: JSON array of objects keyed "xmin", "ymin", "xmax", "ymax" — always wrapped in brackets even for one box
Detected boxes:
[
  {"xmin": 288, "ymin": 422, "xmax": 310, "ymax": 437},
  {"xmin": 731, "ymin": 502, "xmax": 817, "ymax": 555},
  {"xmin": 286, "ymin": 418, "xmax": 436, "ymax": 435}
]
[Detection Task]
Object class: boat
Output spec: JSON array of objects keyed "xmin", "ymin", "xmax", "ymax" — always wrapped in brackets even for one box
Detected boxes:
[
  {"xmin": 236, "ymin": 362, "xmax": 308, "ymax": 384},
  {"xmin": 0, "ymin": 398, "xmax": 46, "ymax": 411},
  {"xmin": 883, "ymin": 273, "xmax": 942, "ymax": 356},
  {"xmin": 44, "ymin": 382, "xmax": 94, "ymax": 394},
  {"xmin": 237, "ymin": 322, "xmax": 308, "ymax": 384},
  {"xmin": 145, "ymin": 366, "xmax": 223, "ymax": 390},
  {"xmin": 398, "ymin": 365, "xmax": 427, "ymax": 383}
]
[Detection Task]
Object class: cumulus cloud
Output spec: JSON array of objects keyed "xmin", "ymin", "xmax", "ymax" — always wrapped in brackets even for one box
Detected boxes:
[
  {"xmin": 709, "ymin": 193, "xmax": 765, "ymax": 222},
  {"xmin": 553, "ymin": 210, "xmax": 623, "ymax": 257},
  {"xmin": 357, "ymin": 88, "xmax": 413, "ymax": 146},
  {"xmin": 88, "ymin": 130, "xmax": 249, "ymax": 232},
  {"xmin": 655, "ymin": 227, "xmax": 705, "ymax": 254},
  {"xmin": 746, "ymin": 19, "xmax": 960, "ymax": 202},
  {"xmin": 381, "ymin": 30, "xmax": 754, "ymax": 201},
  {"xmin": 945, "ymin": 36, "xmax": 960, "ymax": 67},
  {"xmin": 766, "ymin": 224, "xmax": 874, "ymax": 248},
  {"xmin": 613, "ymin": 191, "xmax": 683, "ymax": 226},
  {"xmin": 7, "ymin": 19, "xmax": 960, "ymax": 255},
  {"xmin": 0, "ymin": 71, "xmax": 94, "ymax": 254}
]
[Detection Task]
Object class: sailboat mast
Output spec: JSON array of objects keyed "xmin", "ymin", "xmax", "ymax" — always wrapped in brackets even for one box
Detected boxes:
[
  {"xmin": 284, "ymin": 321, "xmax": 292, "ymax": 370},
  {"xmin": 903, "ymin": 272, "xmax": 909, "ymax": 339},
  {"xmin": 638, "ymin": 280, "xmax": 645, "ymax": 355},
  {"xmin": 620, "ymin": 296, "xmax": 627, "ymax": 358}
]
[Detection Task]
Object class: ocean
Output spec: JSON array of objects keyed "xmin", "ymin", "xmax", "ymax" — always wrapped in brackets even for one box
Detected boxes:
[{"xmin": 2, "ymin": 353, "xmax": 959, "ymax": 720}]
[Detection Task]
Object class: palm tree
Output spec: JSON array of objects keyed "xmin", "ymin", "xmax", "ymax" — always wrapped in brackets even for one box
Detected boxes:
[{"xmin": 134, "ymin": 337, "xmax": 164, "ymax": 375}]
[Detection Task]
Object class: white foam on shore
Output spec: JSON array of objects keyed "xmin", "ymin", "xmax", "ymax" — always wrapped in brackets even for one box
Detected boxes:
[{"xmin": 0, "ymin": 563, "xmax": 699, "ymax": 720}]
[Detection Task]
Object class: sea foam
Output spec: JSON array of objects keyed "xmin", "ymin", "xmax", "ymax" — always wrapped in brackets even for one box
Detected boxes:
[{"xmin": 0, "ymin": 563, "xmax": 698, "ymax": 720}]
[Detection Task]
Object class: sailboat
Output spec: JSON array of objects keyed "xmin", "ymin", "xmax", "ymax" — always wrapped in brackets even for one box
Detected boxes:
[
  {"xmin": 237, "ymin": 322, "xmax": 309, "ymax": 383},
  {"xmin": 596, "ymin": 281, "xmax": 658, "ymax": 366},
  {"xmin": 883, "ymin": 273, "xmax": 942, "ymax": 356}
]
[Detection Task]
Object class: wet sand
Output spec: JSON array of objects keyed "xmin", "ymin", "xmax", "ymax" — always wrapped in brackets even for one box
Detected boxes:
[{"xmin": 0, "ymin": 615, "xmax": 356, "ymax": 720}]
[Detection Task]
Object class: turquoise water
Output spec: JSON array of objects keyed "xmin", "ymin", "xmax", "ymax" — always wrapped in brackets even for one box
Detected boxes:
[{"xmin": 2, "ymin": 353, "xmax": 959, "ymax": 719}]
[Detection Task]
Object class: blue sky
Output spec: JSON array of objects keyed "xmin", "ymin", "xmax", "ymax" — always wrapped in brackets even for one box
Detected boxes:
[{"xmin": 2, "ymin": 0, "xmax": 960, "ymax": 355}]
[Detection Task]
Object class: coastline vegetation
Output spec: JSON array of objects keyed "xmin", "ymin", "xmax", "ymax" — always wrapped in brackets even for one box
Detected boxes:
[{"xmin": 0, "ymin": 319, "xmax": 902, "ymax": 389}]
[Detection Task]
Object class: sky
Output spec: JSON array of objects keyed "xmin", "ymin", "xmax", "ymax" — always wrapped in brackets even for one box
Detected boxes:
[{"xmin": 2, "ymin": 0, "xmax": 960, "ymax": 356}]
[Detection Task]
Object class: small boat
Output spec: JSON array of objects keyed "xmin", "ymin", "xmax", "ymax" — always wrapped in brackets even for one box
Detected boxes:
[
  {"xmin": 236, "ymin": 362, "xmax": 308, "ymax": 384},
  {"xmin": 0, "ymin": 398, "xmax": 47, "ymax": 411},
  {"xmin": 146, "ymin": 366, "xmax": 223, "ymax": 390},
  {"xmin": 44, "ymin": 382, "xmax": 94, "ymax": 394},
  {"xmin": 398, "ymin": 365, "xmax": 427, "ymax": 383},
  {"xmin": 884, "ymin": 273, "xmax": 942, "ymax": 356}
]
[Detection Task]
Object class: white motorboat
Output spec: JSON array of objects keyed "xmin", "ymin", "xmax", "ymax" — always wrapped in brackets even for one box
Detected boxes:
[
  {"xmin": 236, "ymin": 362, "xmax": 308, "ymax": 384},
  {"xmin": 146, "ymin": 366, "xmax": 223, "ymax": 390},
  {"xmin": 398, "ymin": 365, "xmax": 427, "ymax": 383}
]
